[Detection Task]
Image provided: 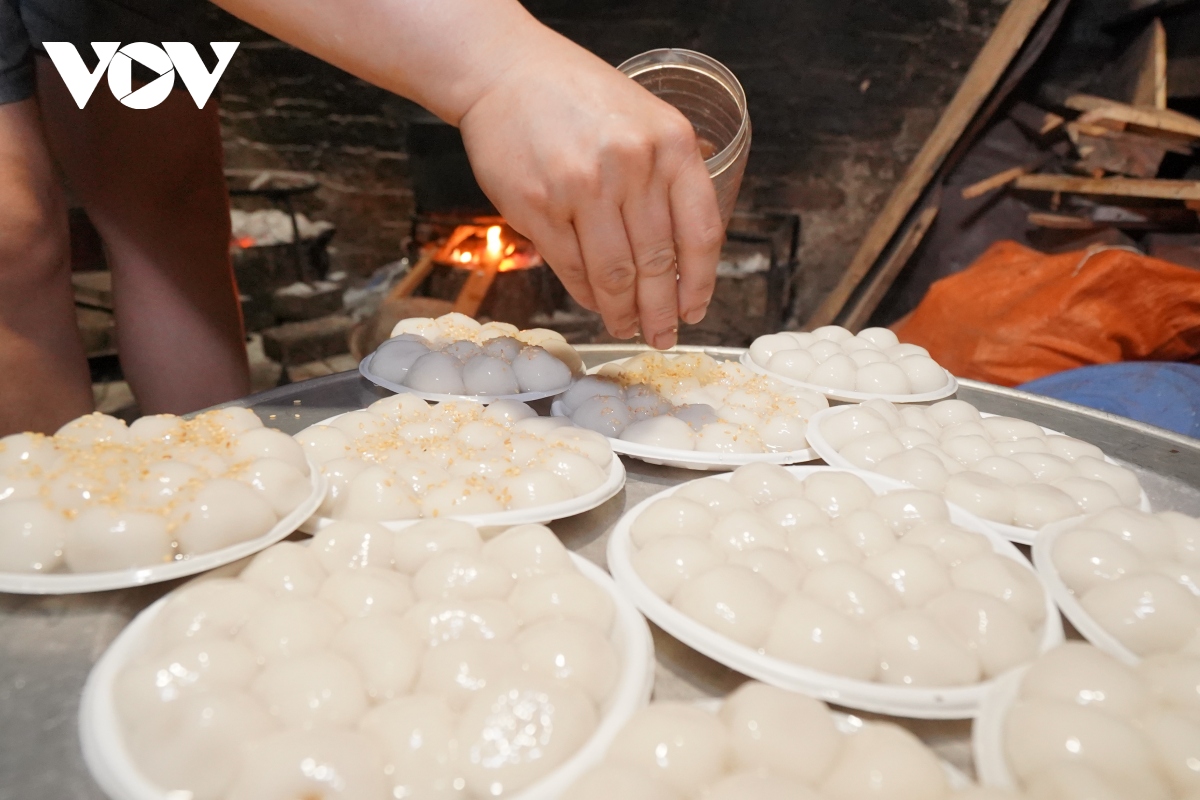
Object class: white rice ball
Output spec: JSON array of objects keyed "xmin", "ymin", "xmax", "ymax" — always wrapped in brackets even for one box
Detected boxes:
[{"xmin": 461, "ymin": 354, "xmax": 520, "ymax": 395}]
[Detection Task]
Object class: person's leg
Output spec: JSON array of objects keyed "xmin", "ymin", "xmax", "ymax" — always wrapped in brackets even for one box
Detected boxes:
[
  {"xmin": 34, "ymin": 58, "xmax": 250, "ymax": 415},
  {"xmin": 0, "ymin": 97, "xmax": 92, "ymax": 435}
]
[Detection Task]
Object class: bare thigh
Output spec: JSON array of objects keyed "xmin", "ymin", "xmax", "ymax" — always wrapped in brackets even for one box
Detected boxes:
[
  {"xmin": 35, "ymin": 58, "xmax": 249, "ymax": 416},
  {"xmin": 0, "ymin": 97, "xmax": 91, "ymax": 435}
]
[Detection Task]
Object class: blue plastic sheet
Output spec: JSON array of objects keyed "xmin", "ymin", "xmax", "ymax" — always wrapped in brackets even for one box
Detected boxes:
[{"xmin": 1019, "ymin": 363, "xmax": 1200, "ymax": 439}]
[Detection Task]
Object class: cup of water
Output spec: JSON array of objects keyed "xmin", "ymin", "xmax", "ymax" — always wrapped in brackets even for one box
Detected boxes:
[{"xmin": 618, "ymin": 48, "xmax": 751, "ymax": 229}]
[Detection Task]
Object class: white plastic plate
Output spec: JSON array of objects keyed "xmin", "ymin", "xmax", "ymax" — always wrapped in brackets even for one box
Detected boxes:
[
  {"xmin": 304, "ymin": 456, "xmax": 625, "ymax": 534},
  {"xmin": 604, "ymin": 435, "xmax": 817, "ymax": 472},
  {"xmin": 0, "ymin": 461, "xmax": 326, "ymax": 595},
  {"xmin": 301, "ymin": 413, "xmax": 626, "ymax": 533},
  {"xmin": 1031, "ymin": 518, "xmax": 1141, "ymax": 665},
  {"xmin": 805, "ymin": 406, "xmax": 1154, "ymax": 546},
  {"xmin": 550, "ymin": 399, "xmax": 818, "ymax": 471},
  {"xmin": 606, "ymin": 465, "xmax": 1064, "ymax": 719},
  {"xmin": 552, "ymin": 357, "xmax": 820, "ymax": 471},
  {"xmin": 78, "ymin": 552, "xmax": 655, "ymax": 800},
  {"xmin": 692, "ymin": 698, "xmax": 973, "ymax": 789},
  {"xmin": 971, "ymin": 666, "xmax": 1027, "ymax": 790},
  {"xmin": 739, "ymin": 351, "xmax": 959, "ymax": 404},
  {"xmin": 359, "ymin": 353, "xmax": 571, "ymax": 404}
]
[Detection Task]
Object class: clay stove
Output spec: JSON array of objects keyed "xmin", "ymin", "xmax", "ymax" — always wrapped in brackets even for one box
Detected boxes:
[{"xmin": 402, "ymin": 121, "xmax": 564, "ymax": 327}]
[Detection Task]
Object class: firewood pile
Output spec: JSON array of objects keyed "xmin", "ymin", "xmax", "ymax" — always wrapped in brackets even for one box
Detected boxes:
[
  {"xmin": 969, "ymin": 90, "xmax": 1200, "ymax": 234},
  {"xmin": 810, "ymin": 0, "xmax": 1200, "ymax": 330}
]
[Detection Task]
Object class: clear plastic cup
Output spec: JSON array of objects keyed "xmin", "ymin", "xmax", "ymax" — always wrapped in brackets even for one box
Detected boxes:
[{"xmin": 617, "ymin": 48, "xmax": 751, "ymax": 229}]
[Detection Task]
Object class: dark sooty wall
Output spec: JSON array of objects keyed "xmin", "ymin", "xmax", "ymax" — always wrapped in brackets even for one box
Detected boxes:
[{"xmin": 207, "ymin": 0, "xmax": 1006, "ymax": 321}]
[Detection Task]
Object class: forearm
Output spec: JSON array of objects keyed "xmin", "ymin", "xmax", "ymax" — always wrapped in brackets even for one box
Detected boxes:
[
  {"xmin": 211, "ymin": 0, "xmax": 724, "ymax": 345},
  {"xmin": 208, "ymin": 0, "xmax": 558, "ymax": 124}
]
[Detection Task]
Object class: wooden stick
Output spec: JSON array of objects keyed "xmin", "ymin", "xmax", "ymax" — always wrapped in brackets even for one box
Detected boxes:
[
  {"xmin": 805, "ymin": 0, "xmax": 1054, "ymax": 329},
  {"xmin": 1028, "ymin": 211, "xmax": 1099, "ymax": 229},
  {"xmin": 1040, "ymin": 111, "xmax": 1066, "ymax": 135},
  {"xmin": 1064, "ymin": 93, "xmax": 1200, "ymax": 138},
  {"xmin": 453, "ymin": 261, "xmax": 500, "ymax": 318},
  {"xmin": 386, "ymin": 248, "xmax": 437, "ymax": 301},
  {"xmin": 961, "ymin": 166, "xmax": 1029, "ymax": 199},
  {"xmin": 842, "ymin": 203, "xmax": 940, "ymax": 331},
  {"xmin": 1013, "ymin": 174, "xmax": 1200, "ymax": 200},
  {"xmin": 1067, "ymin": 120, "xmax": 1193, "ymax": 154},
  {"xmin": 1067, "ymin": 121, "xmax": 1172, "ymax": 177},
  {"xmin": 1009, "ymin": 102, "xmax": 1064, "ymax": 136},
  {"xmin": 1149, "ymin": 17, "xmax": 1167, "ymax": 110},
  {"xmin": 1099, "ymin": 17, "xmax": 1168, "ymax": 108}
]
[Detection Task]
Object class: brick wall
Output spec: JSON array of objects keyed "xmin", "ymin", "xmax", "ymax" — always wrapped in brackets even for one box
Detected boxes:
[{"xmin": 205, "ymin": 0, "xmax": 1006, "ymax": 320}]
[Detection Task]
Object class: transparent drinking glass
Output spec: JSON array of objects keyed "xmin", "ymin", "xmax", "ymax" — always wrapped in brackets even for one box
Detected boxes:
[{"xmin": 617, "ymin": 48, "xmax": 751, "ymax": 229}]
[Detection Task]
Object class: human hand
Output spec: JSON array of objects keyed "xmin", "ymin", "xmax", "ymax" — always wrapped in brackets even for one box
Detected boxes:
[
  {"xmin": 458, "ymin": 32, "xmax": 724, "ymax": 349},
  {"xmin": 205, "ymin": 0, "xmax": 721, "ymax": 347}
]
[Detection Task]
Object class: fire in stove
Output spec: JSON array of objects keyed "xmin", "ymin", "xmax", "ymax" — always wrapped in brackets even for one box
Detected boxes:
[
  {"xmin": 400, "ymin": 121, "xmax": 565, "ymax": 332},
  {"xmin": 434, "ymin": 222, "xmax": 543, "ymax": 273}
]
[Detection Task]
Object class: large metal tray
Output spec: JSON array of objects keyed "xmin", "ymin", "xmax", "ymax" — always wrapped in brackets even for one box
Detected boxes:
[{"xmin": 2, "ymin": 344, "xmax": 1198, "ymax": 796}]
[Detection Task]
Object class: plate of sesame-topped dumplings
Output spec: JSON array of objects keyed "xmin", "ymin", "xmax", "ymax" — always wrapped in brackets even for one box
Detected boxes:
[
  {"xmin": 0, "ymin": 409, "xmax": 325, "ymax": 594},
  {"xmin": 362, "ymin": 313, "xmax": 585, "ymax": 403},
  {"xmin": 295, "ymin": 395, "xmax": 624, "ymax": 532},
  {"xmin": 554, "ymin": 352, "xmax": 825, "ymax": 470}
]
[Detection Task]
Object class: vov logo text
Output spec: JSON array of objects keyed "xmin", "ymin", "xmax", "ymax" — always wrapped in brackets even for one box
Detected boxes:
[{"xmin": 44, "ymin": 42, "xmax": 239, "ymax": 110}]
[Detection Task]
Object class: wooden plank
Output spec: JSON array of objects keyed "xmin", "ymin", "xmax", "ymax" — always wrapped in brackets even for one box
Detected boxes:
[
  {"xmin": 1064, "ymin": 93, "xmax": 1200, "ymax": 138},
  {"xmin": 1013, "ymin": 173, "xmax": 1200, "ymax": 200},
  {"xmin": 1070, "ymin": 127, "xmax": 1168, "ymax": 177},
  {"xmin": 945, "ymin": 0, "xmax": 1072, "ymax": 176},
  {"xmin": 1095, "ymin": 18, "xmax": 1168, "ymax": 108},
  {"xmin": 1009, "ymin": 101, "xmax": 1064, "ymax": 136},
  {"xmin": 1149, "ymin": 18, "xmax": 1168, "ymax": 108},
  {"xmin": 385, "ymin": 248, "xmax": 437, "ymax": 301},
  {"xmin": 841, "ymin": 203, "xmax": 940, "ymax": 331},
  {"xmin": 816, "ymin": 0, "xmax": 1069, "ymax": 330},
  {"xmin": 1028, "ymin": 212, "xmax": 1099, "ymax": 229},
  {"xmin": 805, "ymin": 0, "xmax": 1055, "ymax": 329},
  {"xmin": 452, "ymin": 261, "xmax": 499, "ymax": 318},
  {"xmin": 1067, "ymin": 120, "xmax": 1193, "ymax": 154},
  {"xmin": 961, "ymin": 166, "xmax": 1029, "ymax": 199},
  {"xmin": 1041, "ymin": 112, "xmax": 1065, "ymax": 134}
]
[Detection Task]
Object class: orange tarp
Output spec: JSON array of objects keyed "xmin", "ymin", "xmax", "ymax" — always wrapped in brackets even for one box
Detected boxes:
[{"xmin": 892, "ymin": 240, "xmax": 1200, "ymax": 387}]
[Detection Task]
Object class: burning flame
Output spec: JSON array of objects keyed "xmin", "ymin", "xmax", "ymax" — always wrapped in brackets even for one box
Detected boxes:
[
  {"xmin": 437, "ymin": 223, "xmax": 542, "ymax": 273},
  {"xmin": 486, "ymin": 226, "xmax": 503, "ymax": 260}
]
